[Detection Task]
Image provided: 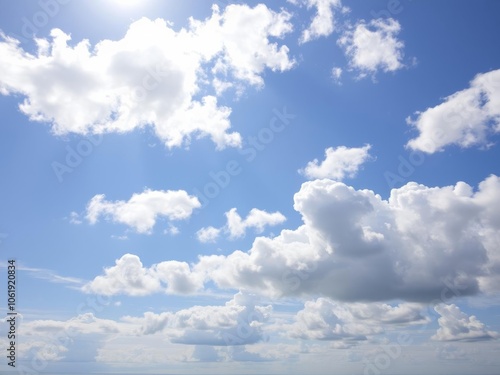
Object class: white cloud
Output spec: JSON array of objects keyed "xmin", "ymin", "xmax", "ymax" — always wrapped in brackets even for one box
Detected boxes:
[
  {"xmin": 82, "ymin": 253, "xmax": 207, "ymax": 296},
  {"xmin": 21, "ymin": 313, "xmax": 124, "ymax": 336},
  {"xmin": 299, "ymin": 145, "xmax": 372, "ymax": 180},
  {"xmin": 225, "ymin": 208, "xmax": 287, "ymax": 239},
  {"xmin": 164, "ymin": 223, "xmax": 180, "ymax": 236},
  {"xmin": 85, "ymin": 175, "xmax": 500, "ymax": 302},
  {"xmin": 69, "ymin": 211, "xmax": 82, "ymax": 224},
  {"xmin": 82, "ymin": 254, "xmax": 163, "ymax": 296},
  {"xmin": 122, "ymin": 291, "xmax": 272, "ymax": 346},
  {"xmin": 85, "ymin": 189, "xmax": 200, "ymax": 234},
  {"xmin": 197, "ymin": 226, "xmax": 222, "ymax": 243},
  {"xmin": 197, "ymin": 4, "xmax": 296, "ymax": 86},
  {"xmin": 338, "ymin": 18, "xmax": 404, "ymax": 77},
  {"xmin": 197, "ymin": 208, "xmax": 286, "ymax": 242},
  {"xmin": 406, "ymin": 69, "xmax": 500, "ymax": 153},
  {"xmin": 432, "ymin": 304, "xmax": 498, "ymax": 342},
  {"xmin": 285, "ymin": 299, "xmax": 427, "ymax": 342},
  {"xmin": 331, "ymin": 66, "xmax": 343, "ymax": 84},
  {"xmin": 291, "ymin": 0, "xmax": 345, "ymax": 44},
  {"xmin": 16, "ymin": 312, "xmax": 132, "ymax": 364},
  {"xmin": 0, "ymin": 4, "xmax": 295, "ymax": 149},
  {"xmin": 288, "ymin": 298, "xmax": 378, "ymax": 341}
]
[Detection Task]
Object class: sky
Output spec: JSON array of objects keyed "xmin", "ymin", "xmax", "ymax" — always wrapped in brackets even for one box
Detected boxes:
[{"xmin": 1, "ymin": 0, "xmax": 500, "ymax": 374}]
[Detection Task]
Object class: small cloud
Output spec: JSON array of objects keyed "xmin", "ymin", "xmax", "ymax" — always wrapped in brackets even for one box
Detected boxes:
[
  {"xmin": 197, "ymin": 226, "xmax": 221, "ymax": 243},
  {"xmin": 407, "ymin": 69, "xmax": 500, "ymax": 153},
  {"xmin": 197, "ymin": 208, "xmax": 286, "ymax": 243},
  {"xmin": 331, "ymin": 66, "xmax": 343, "ymax": 85},
  {"xmin": 69, "ymin": 211, "xmax": 82, "ymax": 225},
  {"xmin": 292, "ymin": 0, "xmax": 346, "ymax": 44},
  {"xmin": 111, "ymin": 234, "xmax": 129, "ymax": 241},
  {"xmin": 299, "ymin": 144, "xmax": 372, "ymax": 180},
  {"xmin": 338, "ymin": 18, "xmax": 405, "ymax": 78},
  {"xmin": 164, "ymin": 224, "xmax": 180, "ymax": 236},
  {"xmin": 85, "ymin": 189, "xmax": 201, "ymax": 234}
]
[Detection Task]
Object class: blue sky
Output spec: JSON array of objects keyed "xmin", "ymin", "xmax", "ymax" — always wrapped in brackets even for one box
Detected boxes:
[{"xmin": 1, "ymin": 0, "xmax": 500, "ymax": 374}]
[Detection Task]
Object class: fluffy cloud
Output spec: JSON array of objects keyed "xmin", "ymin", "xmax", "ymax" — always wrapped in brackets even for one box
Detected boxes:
[
  {"xmin": 299, "ymin": 145, "xmax": 371, "ymax": 180},
  {"xmin": 82, "ymin": 253, "xmax": 204, "ymax": 296},
  {"xmin": 288, "ymin": 298, "xmax": 377, "ymax": 341},
  {"xmin": 286, "ymin": 298, "xmax": 427, "ymax": 342},
  {"xmin": 82, "ymin": 254, "xmax": 162, "ymax": 296},
  {"xmin": 84, "ymin": 175, "xmax": 500, "ymax": 302},
  {"xmin": 338, "ymin": 18, "xmax": 404, "ymax": 77},
  {"xmin": 225, "ymin": 208, "xmax": 287, "ymax": 239},
  {"xmin": 432, "ymin": 304, "xmax": 498, "ymax": 342},
  {"xmin": 406, "ymin": 69, "xmax": 500, "ymax": 153},
  {"xmin": 196, "ymin": 226, "xmax": 222, "ymax": 243},
  {"xmin": 85, "ymin": 189, "xmax": 201, "ymax": 234},
  {"xmin": 291, "ymin": 0, "xmax": 345, "ymax": 44},
  {"xmin": 197, "ymin": 208, "xmax": 286, "ymax": 242},
  {"xmin": 123, "ymin": 291, "xmax": 272, "ymax": 346},
  {"xmin": 0, "ymin": 4, "xmax": 295, "ymax": 149},
  {"xmin": 21, "ymin": 313, "xmax": 125, "ymax": 336},
  {"xmin": 16, "ymin": 312, "xmax": 131, "ymax": 363}
]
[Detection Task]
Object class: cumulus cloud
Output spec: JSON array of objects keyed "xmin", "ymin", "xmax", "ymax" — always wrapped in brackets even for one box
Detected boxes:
[
  {"xmin": 15, "ymin": 293, "xmax": 272, "ymax": 364},
  {"xmin": 82, "ymin": 253, "xmax": 205, "ymax": 296},
  {"xmin": 84, "ymin": 175, "xmax": 500, "ymax": 302},
  {"xmin": 123, "ymin": 291, "xmax": 272, "ymax": 346},
  {"xmin": 288, "ymin": 298, "xmax": 378, "ymax": 341},
  {"xmin": 82, "ymin": 254, "xmax": 162, "ymax": 296},
  {"xmin": 0, "ymin": 4, "xmax": 295, "ymax": 149},
  {"xmin": 338, "ymin": 18, "xmax": 404, "ymax": 77},
  {"xmin": 406, "ymin": 69, "xmax": 500, "ymax": 153},
  {"xmin": 197, "ymin": 208, "xmax": 286, "ymax": 242},
  {"xmin": 85, "ymin": 189, "xmax": 201, "ymax": 234},
  {"xmin": 432, "ymin": 304, "xmax": 499, "ymax": 342},
  {"xmin": 16, "ymin": 312, "xmax": 132, "ymax": 363},
  {"xmin": 290, "ymin": 0, "xmax": 345, "ymax": 44},
  {"xmin": 285, "ymin": 298, "xmax": 427, "ymax": 342},
  {"xmin": 225, "ymin": 208, "xmax": 287, "ymax": 239},
  {"xmin": 196, "ymin": 226, "xmax": 222, "ymax": 243},
  {"xmin": 299, "ymin": 145, "xmax": 371, "ymax": 180},
  {"xmin": 21, "ymin": 313, "xmax": 124, "ymax": 336}
]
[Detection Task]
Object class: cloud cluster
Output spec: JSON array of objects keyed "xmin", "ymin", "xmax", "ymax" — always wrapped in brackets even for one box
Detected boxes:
[
  {"xmin": 13, "ymin": 292, "xmax": 273, "ymax": 366},
  {"xmin": 124, "ymin": 291, "xmax": 272, "ymax": 346},
  {"xmin": 299, "ymin": 144, "xmax": 372, "ymax": 180},
  {"xmin": 85, "ymin": 189, "xmax": 201, "ymax": 234},
  {"xmin": 197, "ymin": 208, "xmax": 286, "ymax": 242},
  {"xmin": 432, "ymin": 304, "xmax": 498, "ymax": 342},
  {"xmin": 84, "ymin": 175, "xmax": 500, "ymax": 303},
  {"xmin": 82, "ymin": 253, "xmax": 204, "ymax": 296},
  {"xmin": 0, "ymin": 4, "xmax": 295, "ymax": 149},
  {"xmin": 407, "ymin": 69, "xmax": 500, "ymax": 153},
  {"xmin": 287, "ymin": 298, "xmax": 427, "ymax": 341},
  {"xmin": 338, "ymin": 18, "xmax": 405, "ymax": 77}
]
